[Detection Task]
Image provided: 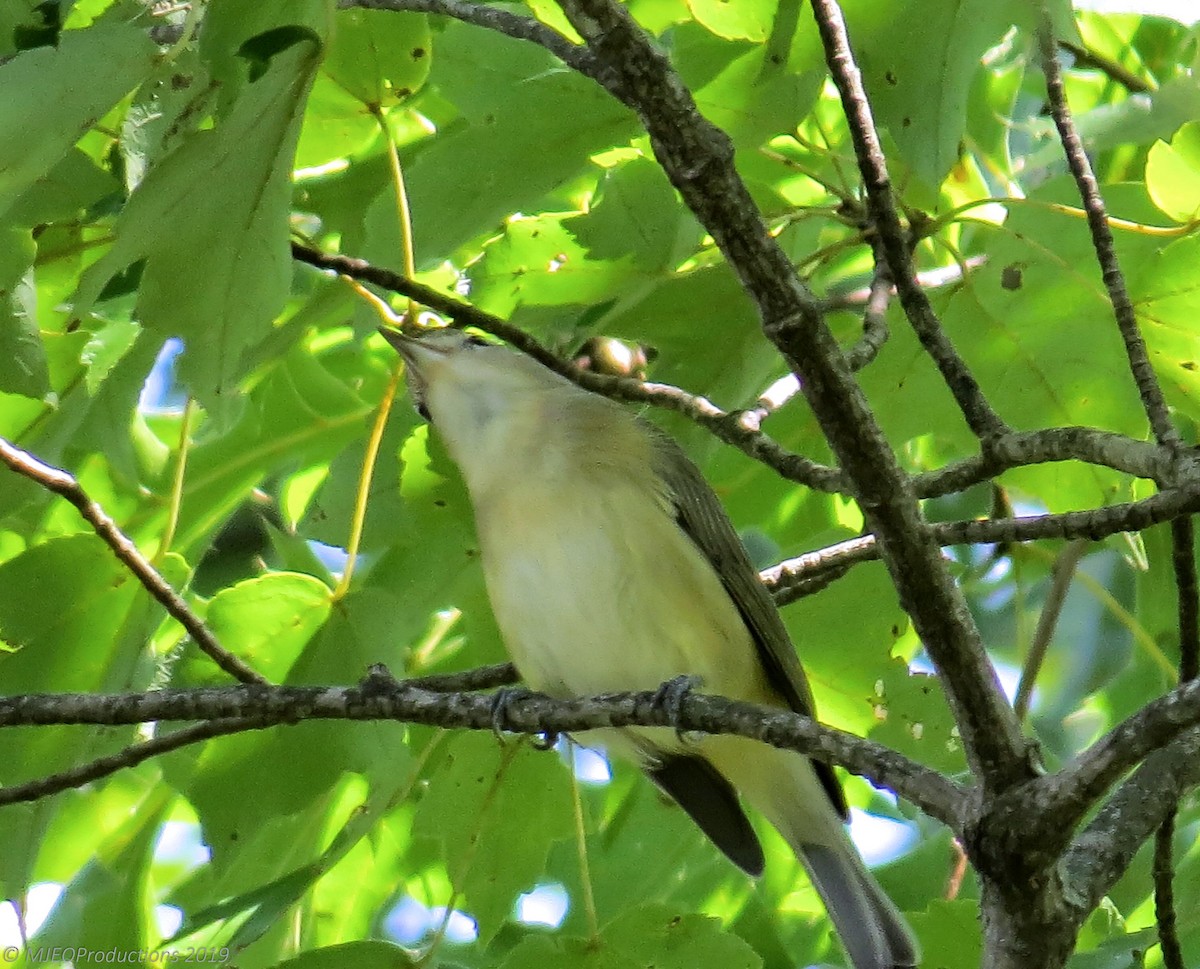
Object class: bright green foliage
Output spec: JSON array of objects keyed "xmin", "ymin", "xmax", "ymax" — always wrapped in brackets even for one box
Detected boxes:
[{"xmin": 1, "ymin": 1, "xmax": 1199, "ymax": 968}]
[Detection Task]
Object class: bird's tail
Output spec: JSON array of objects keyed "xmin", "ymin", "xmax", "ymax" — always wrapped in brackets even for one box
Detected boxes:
[
  {"xmin": 703, "ymin": 736, "xmax": 919, "ymax": 968},
  {"xmin": 797, "ymin": 837, "xmax": 919, "ymax": 969}
]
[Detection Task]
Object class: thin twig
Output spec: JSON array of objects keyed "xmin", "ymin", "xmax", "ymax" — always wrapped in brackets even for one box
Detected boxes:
[
  {"xmin": 0, "ymin": 436, "xmax": 267, "ymax": 686},
  {"xmin": 767, "ymin": 483, "xmax": 1200, "ymax": 604},
  {"xmin": 1154, "ymin": 812, "xmax": 1185, "ymax": 969},
  {"xmin": 737, "ymin": 373, "xmax": 802, "ymax": 431},
  {"xmin": 1059, "ymin": 39, "xmax": 1153, "ymax": 95},
  {"xmin": 1154, "ymin": 516, "xmax": 1199, "ymax": 969},
  {"xmin": 1014, "ymin": 540, "xmax": 1089, "ymax": 721},
  {"xmin": 291, "ymin": 242, "xmax": 844, "ymax": 493},
  {"xmin": 1036, "ymin": 10, "xmax": 1178, "ymax": 449},
  {"xmin": 808, "ymin": 0, "xmax": 1009, "ymax": 443},
  {"xmin": 0, "ymin": 719, "xmax": 268, "ymax": 806},
  {"xmin": 843, "ymin": 260, "xmax": 891, "ymax": 372},
  {"xmin": 336, "ymin": 0, "xmax": 632, "ymax": 104}
]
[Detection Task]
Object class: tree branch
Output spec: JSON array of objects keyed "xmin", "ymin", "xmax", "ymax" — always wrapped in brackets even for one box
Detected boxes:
[
  {"xmin": 1154, "ymin": 516, "xmax": 1199, "ymax": 968},
  {"xmin": 808, "ymin": 0, "xmax": 1008, "ymax": 443},
  {"xmin": 1172, "ymin": 517, "xmax": 1199, "ymax": 682},
  {"xmin": 1005, "ymin": 673, "xmax": 1200, "ymax": 856},
  {"xmin": 0, "ymin": 436, "xmax": 267, "ymax": 686},
  {"xmin": 295, "ymin": 243, "xmax": 1180, "ymax": 505},
  {"xmin": 336, "ymin": 0, "xmax": 632, "ymax": 105},
  {"xmin": 768, "ymin": 482, "xmax": 1200, "ymax": 603},
  {"xmin": 1058, "ymin": 40, "xmax": 1153, "ymax": 95},
  {"xmin": 1036, "ymin": 10, "xmax": 1178, "ymax": 449},
  {"xmin": 1154, "ymin": 811, "xmax": 1185, "ymax": 969},
  {"xmin": 0, "ymin": 719, "xmax": 267, "ymax": 807},
  {"xmin": 916, "ymin": 425, "xmax": 1174, "ymax": 499},
  {"xmin": 1063, "ymin": 728, "xmax": 1200, "ymax": 915},
  {"xmin": 842, "ymin": 257, "xmax": 891, "ymax": 372},
  {"xmin": 0, "ymin": 664, "xmax": 518, "ymax": 807},
  {"xmin": 1014, "ymin": 540, "xmax": 1089, "ymax": 721},
  {"xmin": 292, "ymin": 241, "xmax": 845, "ymax": 494},
  {"xmin": 0, "ymin": 676, "xmax": 967, "ymax": 828}
]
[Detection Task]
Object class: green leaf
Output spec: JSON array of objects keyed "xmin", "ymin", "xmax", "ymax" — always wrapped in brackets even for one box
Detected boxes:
[
  {"xmin": 501, "ymin": 901, "xmax": 767, "ymax": 969},
  {"xmin": 0, "ymin": 20, "xmax": 157, "ymax": 220},
  {"xmin": 603, "ymin": 904, "xmax": 762, "ymax": 969},
  {"xmin": 28, "ymin": 795, "xmax": 170, "ymax": 968},
  {"xmin": 0, "ymin": 225, "xmax": 47, "ymax": 399},
  {"xmin": 74, "ymin": 34, "xmax": 323, "ymax": 419},
  {"xmin": 204, "ymin": 571, "xmax": 332, "ymax": 679},
  {"xmin": 905, "ymin": 899, "xmax": 983, "ymax": 969},
  {"xmin": 414, "ymin": 735, "xmax": 574, "ymax": 943},
  {"xmin": 470, "ymin": 213, "xmax": 646, "ymax": 319},
  {"xmin": 686, "ymin": 0, "xmax": 774, "ymax": 42},
  {"xmin": 499, "ymin": 935, "xmax": 640, "ymax": 969},
  {"xmin": 566, "ymin": 156, "xmax": 699, "ymax": 270},
  {"xmin": 844, "ymin": 0, "xmax": 1019, "ymax": 188},
  {"xmin": 675, "ymin": 24, "xmax": 823, "ymax": 148},
  {"xmin": 6, "ymin": 147, "xmax": 121, "ymax": 226},
  {"xmin": 1146, "ymin": 120, "xmax": 1200, "ymax": 222},
  {"xmin": 323, "ymin": 8, "xmax": 431, "ymax": 107},
  {"xmin": 402, "ymin": 21, "xmax": 638, "ymax": 261},
  {"xmin": 271, "ymin": 941, "xmax": 419, "ymax": 969}
]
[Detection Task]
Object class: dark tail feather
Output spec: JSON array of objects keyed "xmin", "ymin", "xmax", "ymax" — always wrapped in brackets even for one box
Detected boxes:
[
  {"xmin": 801, "ymin": 841, "xmax": 919, "ymax": 969},
  {"xmin": 648, "ymin": 754, "xmax": 765, "ymax": 876}
]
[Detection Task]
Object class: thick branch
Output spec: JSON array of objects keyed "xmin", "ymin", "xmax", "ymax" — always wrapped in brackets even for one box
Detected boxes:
[
  {"xmin": 1063, "ymin": 728, "xmax": 1200, "ymax": 915},
  {"xmin": 0, "ymin": 678, "xmax": 966, "ymax": 827},
  {"xmin": 1002, "ymin": 672, "xmax": 1200, "ymax": 856}
]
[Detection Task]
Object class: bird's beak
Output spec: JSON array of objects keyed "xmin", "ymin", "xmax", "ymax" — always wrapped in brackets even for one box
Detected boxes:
[{"xmin": 378, "ymin": 327, "xmax": 445, "ymax": 372}]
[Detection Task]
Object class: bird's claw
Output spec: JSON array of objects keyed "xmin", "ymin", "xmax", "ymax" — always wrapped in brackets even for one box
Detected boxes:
[
  {"xmin": 488, "ymin": 686, "xmax": 558, "ymax": 749},
  {"xmin": 652, "ymin": 674, "xmax": 702, "ymax": 740}
]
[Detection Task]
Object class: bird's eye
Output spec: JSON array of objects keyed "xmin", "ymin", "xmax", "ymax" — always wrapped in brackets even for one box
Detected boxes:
[{"xmin": 463, "ymin": 334, "xmax": 489, "ymax": 348}]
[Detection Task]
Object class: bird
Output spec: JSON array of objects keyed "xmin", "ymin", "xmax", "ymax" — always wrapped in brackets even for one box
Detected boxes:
[{"xmin": 382, "ymin": 325, "xmax": 918, "ymax": 969}]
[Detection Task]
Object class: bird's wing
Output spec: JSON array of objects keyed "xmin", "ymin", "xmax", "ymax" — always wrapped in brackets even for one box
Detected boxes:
[{"xmin": 646, "ymin": 423, "xmax": 848, "ymax": 818}]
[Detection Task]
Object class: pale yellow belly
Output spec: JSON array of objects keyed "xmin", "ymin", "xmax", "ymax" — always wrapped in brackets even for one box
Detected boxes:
[{"xmin": 477, "ymin": 477, "xmax": 778, "ymax": 759}]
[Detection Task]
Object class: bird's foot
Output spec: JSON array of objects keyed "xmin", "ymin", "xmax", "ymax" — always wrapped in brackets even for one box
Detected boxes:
[
  {"xmin": 652, "ymin": 674, "xmax": 703, "ymax": 739},
  {"xmin": 489, "ymin": 686, "xmax": 558, "ymax": 749}
]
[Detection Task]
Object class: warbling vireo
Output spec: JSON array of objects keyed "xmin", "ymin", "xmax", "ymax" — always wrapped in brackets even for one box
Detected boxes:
[{"xmin": 384, "ymin": 326, "xmax": 918, "ymax": 969}]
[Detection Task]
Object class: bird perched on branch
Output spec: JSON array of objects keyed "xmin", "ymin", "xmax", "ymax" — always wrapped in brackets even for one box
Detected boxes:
[{"xmin": 382, "ymin": 325, "xmax": 918, "ymax": 969}]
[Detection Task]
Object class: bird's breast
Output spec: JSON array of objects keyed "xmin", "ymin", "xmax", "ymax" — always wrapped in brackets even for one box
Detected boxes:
[{"xmin": 473, "ymin": 472, "xmax": 773, "ymax": 707}]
